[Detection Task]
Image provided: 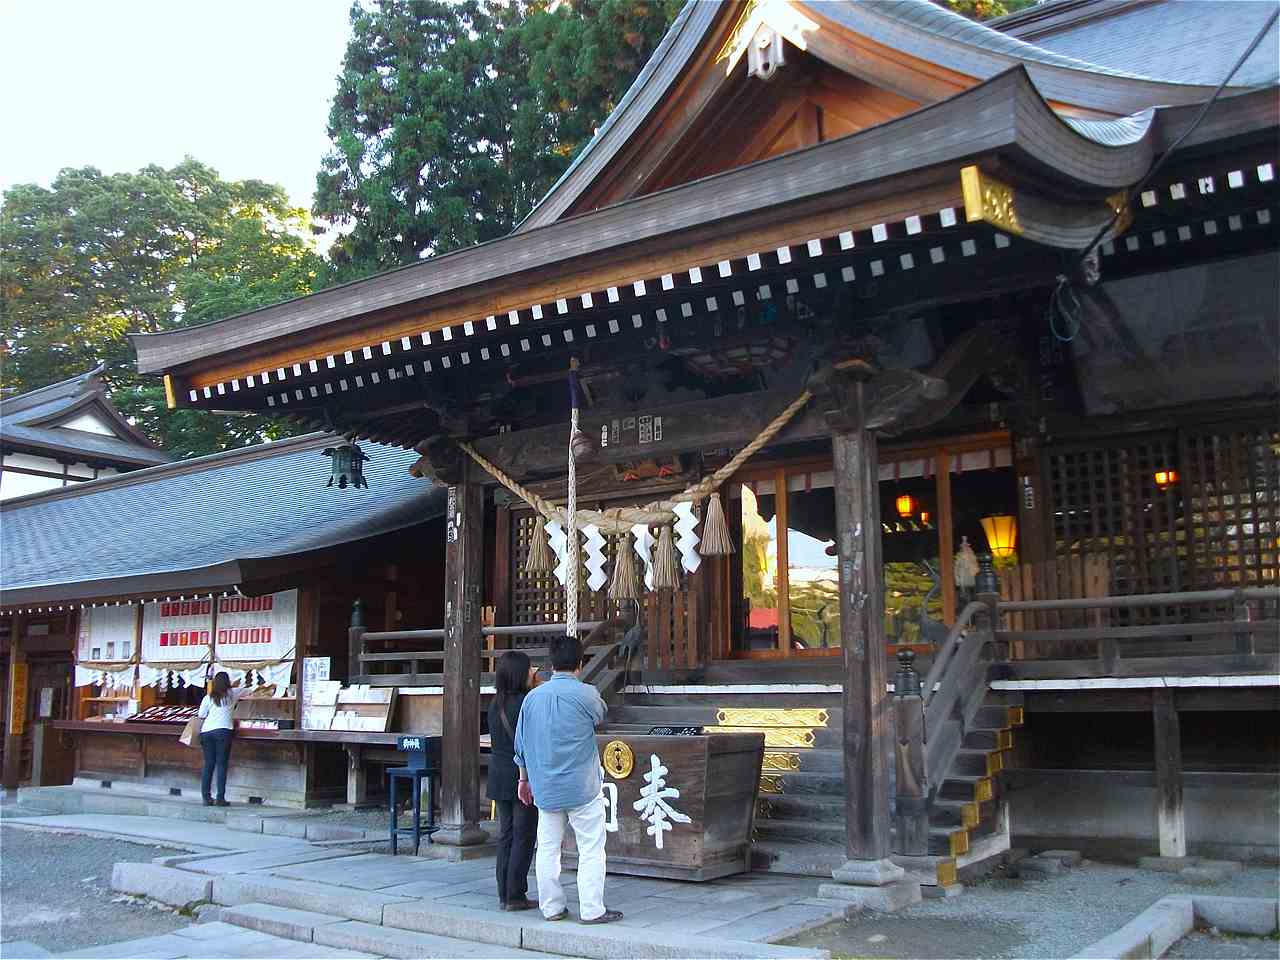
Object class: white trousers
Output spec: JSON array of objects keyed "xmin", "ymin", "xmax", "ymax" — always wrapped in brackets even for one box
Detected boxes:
[{"xmin": 535, "ymin": 795, "xmax": 607, "ymax": 921}]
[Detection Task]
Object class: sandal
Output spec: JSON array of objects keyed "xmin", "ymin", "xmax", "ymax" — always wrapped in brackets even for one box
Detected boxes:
[
  {"xmin": 580, "ymin": 910, "xmax": 624, "ymax": 925},
  {"xmin": 544, "ymin": 909, "xmax": 569, "ymax": 921}
]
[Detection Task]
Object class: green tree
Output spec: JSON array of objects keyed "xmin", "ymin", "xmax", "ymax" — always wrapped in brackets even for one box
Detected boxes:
[
  {"xmin": 0, "ymin": 159, "xmax": 325, "ymax": 458},
  {"xmin": 315, "ymin": 0, "xmax": 681, "ymax": 278},
  {"xmin": 940, "ymin": 0, "xmax": 1039, "ymax": 21}
]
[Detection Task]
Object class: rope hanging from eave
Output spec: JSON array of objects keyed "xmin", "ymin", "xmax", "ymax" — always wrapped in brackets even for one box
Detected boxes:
[{"xmin": 458, "ymin": 388, "xmax": 812, "ymax": 535}]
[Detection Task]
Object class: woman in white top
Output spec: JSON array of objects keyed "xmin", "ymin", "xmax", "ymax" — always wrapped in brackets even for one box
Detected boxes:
[{"xmin": 198, "ymin": 672, "xmax": 239, "ymax": 806}]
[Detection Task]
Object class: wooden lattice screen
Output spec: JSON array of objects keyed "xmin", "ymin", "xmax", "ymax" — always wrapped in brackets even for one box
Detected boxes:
[
  {"xmin": 1045, "ymin": 424, "xmax": 1279, "ymax": 621},
  {"xmin": 509, "ymin": 509, "xmax": 706, "ymax": 668}
]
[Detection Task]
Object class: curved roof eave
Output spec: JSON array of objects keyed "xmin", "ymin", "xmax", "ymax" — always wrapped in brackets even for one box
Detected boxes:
[{"xmin": 517, "ymin": 0, "xmax": 1226, "ymax": 233}]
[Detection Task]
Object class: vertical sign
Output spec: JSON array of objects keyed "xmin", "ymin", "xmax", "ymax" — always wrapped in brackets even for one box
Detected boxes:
[{"xmin": 8, "ymin": 661, "xmax": 28, "ymax": 737}]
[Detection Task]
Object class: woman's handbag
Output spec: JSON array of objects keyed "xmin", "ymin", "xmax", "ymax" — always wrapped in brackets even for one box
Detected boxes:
[{"xmin": 179, "ymin": 715, "xmax": 203, "ymax": 747}]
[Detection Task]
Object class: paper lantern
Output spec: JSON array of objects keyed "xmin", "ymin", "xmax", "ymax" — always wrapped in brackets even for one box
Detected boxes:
[
  {"xmin": 895, "ymin": 493, "xmax": 917, "ymax": 519},
  {"xmin": 979, "ymin": 515, "xmax": 1018, "ymax": 560},
  {"xmin": 1154, "ymin": 469, "xmax": 1179, "ymax": 491}
]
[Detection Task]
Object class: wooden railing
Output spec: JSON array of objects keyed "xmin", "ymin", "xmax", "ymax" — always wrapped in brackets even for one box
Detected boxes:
[
  {"xmin": 349, "ymin": 619, "xmax": 628, "ymax": 689},
  {"xmin": 893, "ymin": 585, "xmax": 1279, "ymax": 858},
  {"xmin": 996, "ymin": 587, "xmax": 1280, "ymax": 679}
]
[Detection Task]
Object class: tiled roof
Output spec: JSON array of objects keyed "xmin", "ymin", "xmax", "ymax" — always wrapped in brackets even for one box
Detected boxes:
[
  {"xmin": 0, "ymin": 433, "xmax": 444, "ymax": 602},
  {"xmin": 1, "ymin": 367, "xmax": 169, "ymax": 468},
  {"xmin": 994, "ymin": 0, "xmax": 1280, "ymax": 88}
]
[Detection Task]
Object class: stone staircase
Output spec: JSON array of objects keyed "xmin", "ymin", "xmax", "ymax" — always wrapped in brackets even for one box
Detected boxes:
[{"xmin": 607, "ymin": 662, "xmax": 1020, "ymax": 886}]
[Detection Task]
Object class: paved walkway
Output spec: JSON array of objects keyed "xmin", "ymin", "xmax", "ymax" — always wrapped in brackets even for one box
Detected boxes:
[
  {"xmin": 5, "ymin": 815, "xmax": 314, "ymax": 852},
  {"xmin": 8, "ymin": 795, "xmax": 839, "ymax": 959}
]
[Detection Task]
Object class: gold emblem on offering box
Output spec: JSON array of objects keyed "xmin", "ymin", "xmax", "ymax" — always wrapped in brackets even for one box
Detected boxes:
[
  {"xmin": 602, "ymin": 740, "xmax": 634, "ymax": 779},
  {"xmin": 759, "ymin": 774, "xmax": 785, "ymax": 794}
]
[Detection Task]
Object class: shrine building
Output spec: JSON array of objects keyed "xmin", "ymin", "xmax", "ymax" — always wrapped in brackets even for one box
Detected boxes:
[{"xmin": 12, "ymin": 0, "xmax": 1279, "ymax": 892}]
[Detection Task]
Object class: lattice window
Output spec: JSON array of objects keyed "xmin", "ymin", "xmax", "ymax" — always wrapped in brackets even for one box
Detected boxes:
[
  {"xmin": 510, "ymin": 511, "xmax": 623, "ymax": 642},
  {"xmin": 1047, "ymin": 425, "xmax": 1280, "ymax": 622},
  {"xmin": 1180, "ymin": 425, "xmax": 1280, "ymax": 597},
  {"xmin": 1049, "ymin": 435, "xmax": 1182, "ymax": 600},
  {"xmin": 508, "ymin": 509, "xmax": 706, "ymax": 665}
]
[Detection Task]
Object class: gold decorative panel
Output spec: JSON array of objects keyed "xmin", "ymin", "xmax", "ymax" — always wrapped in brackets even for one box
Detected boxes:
[
  {"xmin": 998, "ymin": 730, "xmax": 1014, "ymax": 750},
  {"xmin": 762, "ymin": 752, "xmax": 802, "ymax": 771},
  {"xmin": 756, "ymin": 798, "xmax": 774, "ymax": 819},
  {"xmin": 709, "ymin": 726, "xmax": 815, "ymax": 748},
  {"xmin": 949, "ymin": 830, "xmax": 970, "ymax": 857},
  {"xmin": 1007, "ymin": 705, "xmax": 1024, "ymax": 727},
  {"xmin": 717, "ymin": 708, "xmax": 829, "ymax": 728},
  {"xmin": 986, "ymin": 751, "xmax": 1004, "ymax": 777},
  {"xmin": 936, "ymin": 860, "xmax": 958, "ymax": 886},
  {"xmin": 960, "ymin": 802, "xmax": 979, "ymax": 829},
  {"xmin": 960, "ymin": 165, "xmax": 1023, "ymax": 236},
  {"xmin": 759, "ymin": 774, "xmax": 785, "ymax": 794},
  {"xmin": 976, "ymin": 777, "xmax": 994, "ymax": 803}
]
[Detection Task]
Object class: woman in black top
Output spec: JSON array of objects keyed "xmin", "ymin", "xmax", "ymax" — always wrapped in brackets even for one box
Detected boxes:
[{"xmin": 487, "ymin": 650, "xmax": 539, "ymax": 911}]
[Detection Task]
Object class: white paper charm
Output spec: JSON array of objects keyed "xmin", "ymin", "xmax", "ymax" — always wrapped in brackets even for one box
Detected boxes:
[
  {"xmin": 672, "ymin": 501, "xmax": 703, "ymax": 574},
  {"xmin": 631, "ymin": 523, "xmax": 656, "ymax": 592},
  {"xmin": 545, "ymin": 518, "xmax": 568, "ymax": 587},
  {"xmin": 582, "ymin": 524, "xmax": 608, "ymax": 592}
]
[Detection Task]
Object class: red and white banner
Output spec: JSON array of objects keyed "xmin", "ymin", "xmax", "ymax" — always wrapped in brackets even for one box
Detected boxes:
[
  {"xmin": 77, "ymin": 605, "xmax": 137, "ymax": 663},
  {"xmin": 215, "ymin": 590, "xmax": 296, "ymax": 662},
  {"xmin": 141, "ymin": 598, "xmax": 214, "ymax": 663}
]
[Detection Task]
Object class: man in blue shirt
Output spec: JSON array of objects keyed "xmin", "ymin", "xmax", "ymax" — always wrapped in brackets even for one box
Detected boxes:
[{"xmin": 514, "ymin": 634, "xmax": 620, "ymax": 924}]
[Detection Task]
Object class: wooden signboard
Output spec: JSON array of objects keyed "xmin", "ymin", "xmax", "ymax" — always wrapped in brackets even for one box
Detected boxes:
[
  {"xmin": 563, "ymin": 732, "xmax": 764, "ymax": 881},
  {"xmin": 8, "ymin": 661, "xmax": 28, "ymax": 737}
]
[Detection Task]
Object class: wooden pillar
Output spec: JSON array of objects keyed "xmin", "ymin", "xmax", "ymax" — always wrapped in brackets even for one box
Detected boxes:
[
  {"xmin": 934, "ymin": 448, "xmax": 955, "ymax": 624},
  {"xmin": 1153, "ymin": 689, "xmax": 1186, "ymax": 859},
  {"xmin": 437, "ymin": 461, "xmax": 486, "ymax": 846},
  {"xmin": 3, "ymin": 615, "xmax": 28, "ymax": 790},
  {"xmin": 893, "ymin": 654, "xmax": 928, "ymax": 856},
  {"xmin": 829, "ymin": 376, "xmax": 900, "ymax": 883}
]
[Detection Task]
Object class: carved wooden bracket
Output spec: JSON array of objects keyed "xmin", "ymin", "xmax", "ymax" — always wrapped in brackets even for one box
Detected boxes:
[
  {"xmin": 411, "ymin": 435, "xmax": 465, "ymax": 485},
  {"xmin": 810, "ymin": 359, "xmax": 946, "ymax": 435}
]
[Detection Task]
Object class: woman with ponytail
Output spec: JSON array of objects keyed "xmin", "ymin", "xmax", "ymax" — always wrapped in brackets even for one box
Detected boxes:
[{"xmin": 487, "ymin": 650, "xmax": 538, "ymax": 910}]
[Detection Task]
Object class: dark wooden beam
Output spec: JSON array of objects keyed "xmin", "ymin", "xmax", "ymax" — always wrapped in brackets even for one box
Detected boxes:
[
  {"xmin": 1152, "ymin": 689, "xmax": 1186, "ymax": 859},
  {"xmin": 436, "ymin": 461, "xmax": 486, "ymax": 847}
]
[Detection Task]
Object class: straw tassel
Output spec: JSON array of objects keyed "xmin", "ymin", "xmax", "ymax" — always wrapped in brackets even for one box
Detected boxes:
[
  {"xmin": 608, "ymin": 532, "xmax": 641, "ymax": 600},
  {"xmin": 699, "ymin": 492, "xmax": 734, "ymax": 556},
  {"xmin": 525, "ymin": 524, "xmax": 553, "ymax": 574},
  {"xmin": 653, "ymin": 524, "xmax": 681, "ymax": 590}
]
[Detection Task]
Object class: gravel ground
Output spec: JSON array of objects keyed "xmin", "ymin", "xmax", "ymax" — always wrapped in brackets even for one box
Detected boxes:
[
  {"xmin": 0, "ymin": 825, "xmax": 189, "ymax": 954},
  {"xmin": 785, "ymin": 859, "xmax": 1280, "ymax": 960},
  {"xmin": 1165, "ymin": 930, "xmax": 1280, "ymax": 959}
]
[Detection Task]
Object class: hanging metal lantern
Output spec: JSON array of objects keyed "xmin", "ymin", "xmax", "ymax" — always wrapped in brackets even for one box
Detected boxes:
[
  {"xmin": 980, "ymin": 515, "xmax": 1018, "ymax": 560},
  {"xmin": 322, "ymin": 441, "xmax": 370, "ymax": 489}
]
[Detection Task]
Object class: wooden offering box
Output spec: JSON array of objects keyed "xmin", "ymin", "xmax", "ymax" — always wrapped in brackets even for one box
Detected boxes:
[{"xmin": 564, "ymin": 731, "xmax": 764, "ymax": 881}]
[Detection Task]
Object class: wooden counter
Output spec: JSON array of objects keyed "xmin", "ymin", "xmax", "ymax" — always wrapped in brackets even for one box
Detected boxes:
[
  {"xmin": 564, "ymin": 731, "xmax": 765, "ymax": 881},
  {"xmin": 52, "ymin": 722, "xmax": 491, "ymax": 809}
]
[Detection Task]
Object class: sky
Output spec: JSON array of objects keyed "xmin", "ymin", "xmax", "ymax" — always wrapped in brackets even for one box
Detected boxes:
[{"xmin": 0, "ymin": 0, "xmax": 352, "ymax": 212}]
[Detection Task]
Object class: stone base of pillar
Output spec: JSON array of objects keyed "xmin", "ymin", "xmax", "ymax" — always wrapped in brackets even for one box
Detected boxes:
[
  {"xmin": 832, "ymin": 857, "xmax": 906, "ymax": 886},
  {"xmin": 432, "ymin": 822, "xmax": 488, "ymax": 847},
  {"xmin": 818, "ymin": 878, "xmax": 922, "ymax": 912}
]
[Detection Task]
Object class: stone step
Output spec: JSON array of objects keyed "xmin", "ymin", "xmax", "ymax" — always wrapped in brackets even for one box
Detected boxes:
[
  {"xmin": 973, "ymin": 705, "xmax": 1013, "ymax": 730},
  {"xmin": 222, "ymin": 902, "xmax": 350, "ymax": 942},
  {"xmin": 756, "ymin": 817, "xmax": 847, "ymax": 844},
  {"xmin": 758, "ymin": 770, "xmax": 845, "ymax": 796},
  {"xmin": 315, "ymin": 919, "xmax": 555, "ymax": 959},
  {"xmin": 758, "ymin": 794, "xmax": 846, "ymax": 823},
  {"xmin": 750, "ymin": 839, "xmax": 847, "ymax": 877},
  {"xmin": 938, "ymin": 774, "xmax": 997, "ymax": 803}
]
